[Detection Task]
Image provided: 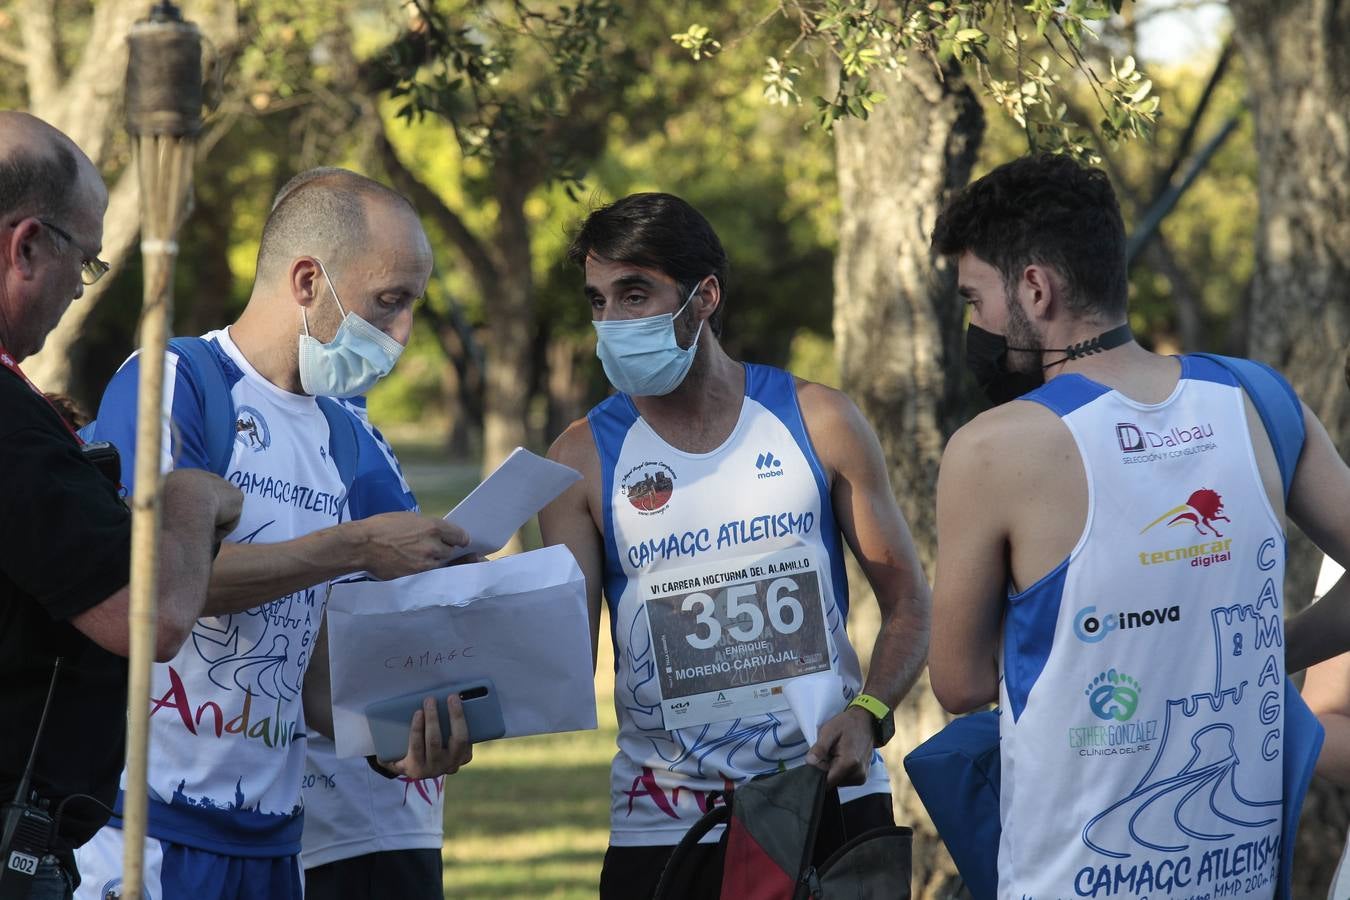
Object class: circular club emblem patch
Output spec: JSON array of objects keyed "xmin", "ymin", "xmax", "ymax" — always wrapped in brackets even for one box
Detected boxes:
[
  {"xmin": 234, "ymin": 404, "xmax": 272, "ymax": 452},
  {"xmin": 621, "ymin": 461, "xmax": 676, "ymax": 514}
]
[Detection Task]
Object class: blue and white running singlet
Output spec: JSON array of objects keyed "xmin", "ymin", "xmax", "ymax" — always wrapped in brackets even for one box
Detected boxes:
[
  {"xmin": 998, "ymin": 356, "xmax": 1285, "ymax": 899},
  {"xmin": 90, "ymin": 328, "xmax": 348, "ymax": 857},
  {"xmin": 589, "ymin": 364, "xmax": 889, "ymax": 847},
  {"xmin": 300, "ymin": 398, "xmax": 444, "ymax": 870}
]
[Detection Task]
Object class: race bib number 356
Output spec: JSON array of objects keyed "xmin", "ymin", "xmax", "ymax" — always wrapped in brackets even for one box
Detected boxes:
[{"xmin": 642, "ymin": 549, "xmax": 832, "ymax": 729}]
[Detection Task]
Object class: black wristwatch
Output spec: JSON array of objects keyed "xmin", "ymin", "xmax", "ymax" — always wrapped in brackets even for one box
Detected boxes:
[{"xmin": 847, "ymin": 693, "xmax": 895, "ymax": 748}]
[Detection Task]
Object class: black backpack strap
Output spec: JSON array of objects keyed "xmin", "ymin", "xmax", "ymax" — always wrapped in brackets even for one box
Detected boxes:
[{"xmin": 652, "ymin": 804, "xmax": 732, "ymax": 900}]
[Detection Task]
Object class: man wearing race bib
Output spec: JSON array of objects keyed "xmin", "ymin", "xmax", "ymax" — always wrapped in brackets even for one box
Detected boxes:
[
  {"xmin": 540, "ymin": 192, "xmax": 931, "ymax": 899},
  {"xmin": 928, "ymin": 154, "xmax": 1350, "ymax": 899}
]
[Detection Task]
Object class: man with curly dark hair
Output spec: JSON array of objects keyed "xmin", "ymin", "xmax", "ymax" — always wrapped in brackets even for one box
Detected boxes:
[{"xmin": 927, "ymin": 154, "xmax": 1350, "ymax": 897}]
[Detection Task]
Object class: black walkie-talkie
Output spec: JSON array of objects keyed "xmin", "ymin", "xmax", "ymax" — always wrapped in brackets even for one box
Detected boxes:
[{"xmin": 0, "ymin": 659, "xmax": 61, "ymax": 898}]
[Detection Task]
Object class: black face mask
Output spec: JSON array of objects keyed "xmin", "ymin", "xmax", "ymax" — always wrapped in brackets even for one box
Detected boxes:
[
  {"xmin": 964, "ymin": 322, "xmax": 1134, "ymax": 406},
  {"xmin": 965, "ymin": 324, "xmax": 1044, "ymax": 406}
]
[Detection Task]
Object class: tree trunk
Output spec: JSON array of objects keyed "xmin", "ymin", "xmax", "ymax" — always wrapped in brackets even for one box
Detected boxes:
[
  {"xmin": 544, "ymin": 331, "xmax": 593, "ymax": 446},
  {"xmin": 832, "ymin": 59, "xmax": 983, "ymax": 898},
  {"xmin": 442, "ymin": 361, "xmax": 476, "ymax": 461},
  {"xmin": 482, "ymin": 173, "xmax": 536, "ymax": 474},
  {"xmin": 184, "ymin": 171, "xmax": 236, "ymax": 336},
  {"xmin": 1228, "ymin": 0, "xmax": 1350, "ymax": 893},
  {"xmin": 20, "ymin": 0, "xmax": 240, "ymax": 393},
  {"xmin": 416, "ymin": 299, "xmax": 485, "ymax": 461}
]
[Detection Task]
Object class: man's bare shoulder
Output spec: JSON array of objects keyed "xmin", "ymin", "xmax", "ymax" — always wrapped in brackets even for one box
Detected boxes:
[
  {"xmin": 792, "ymin": 377, "xmax": 869, "ymax": 435},
  {"xmin": 944, "ymin": 398, "xmax": 1073, "ymax": 473},
  {"xmin": 547, "ymin": 416, "xmax": 600, "ymax": 476}
]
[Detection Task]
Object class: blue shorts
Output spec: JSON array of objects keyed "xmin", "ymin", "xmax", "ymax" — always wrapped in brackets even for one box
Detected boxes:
[{"xmin": 74, "ymin": 826, "xmax": 302, "ymax": 900}]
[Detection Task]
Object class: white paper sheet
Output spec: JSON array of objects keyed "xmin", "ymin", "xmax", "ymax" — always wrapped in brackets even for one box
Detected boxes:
[
  {"xmin": 443, "ymin": 447, "xmax": 581, "ymax": 560},
  {"xmin": 782, "ymin": 670, "xmax": 847, "ymax": 747},
  {"xmin": 1315, "ymin": 555, "xmax": 1345, "ymax": 602},
  {"xmin": 326, "ymin": 545, "xmax": 598, "ymax": 758}
]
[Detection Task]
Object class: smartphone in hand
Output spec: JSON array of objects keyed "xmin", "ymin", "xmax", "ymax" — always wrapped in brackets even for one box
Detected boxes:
[{"xmin": 365, "ymin": 679, "xmax": 505, "ymax": 763}]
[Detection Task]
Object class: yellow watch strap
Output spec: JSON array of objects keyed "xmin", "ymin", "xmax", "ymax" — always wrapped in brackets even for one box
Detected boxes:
[{"xmin": 848, "ymin": 693, "xmax": 890, "ymax": 720}]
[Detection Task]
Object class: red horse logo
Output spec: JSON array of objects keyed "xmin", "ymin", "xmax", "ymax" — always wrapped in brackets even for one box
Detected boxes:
[{"xmin": 1141, "ymin": 488, "xmax": 1231, "ymax": 537}]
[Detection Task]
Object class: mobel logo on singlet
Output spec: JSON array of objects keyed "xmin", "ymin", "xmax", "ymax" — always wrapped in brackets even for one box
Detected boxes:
[
  {"xmin": 1115, "ymin": 420, "xmax": 1217, "ymax": 465},
  {"xmin": 754, "ymin": 450, "xmax": 784, "ymax": 479}
]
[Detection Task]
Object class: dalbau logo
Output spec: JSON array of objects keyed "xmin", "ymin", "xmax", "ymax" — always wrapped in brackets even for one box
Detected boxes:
[
  {"xmin": 1140, "ymin": 488, "xmax": 1230, "ymax": 538},
  {"xmin": 1085, "ymin": 669, "xmax": 1141, "ymax": 722},
  {"xmin": 1115, "ymin": 420, "xmax": 1215, "ymax": 453}
]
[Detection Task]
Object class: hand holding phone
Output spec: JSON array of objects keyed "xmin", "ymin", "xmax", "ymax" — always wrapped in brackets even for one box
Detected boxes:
[{"xmin": 365, "ymin": 679, "xmax": 505, "ymax": 765}]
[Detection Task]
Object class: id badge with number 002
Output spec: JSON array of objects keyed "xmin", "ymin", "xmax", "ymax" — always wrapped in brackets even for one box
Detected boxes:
[{"xmin": 641, "ymin": 548, "xmax": 833, "ymax": 730}]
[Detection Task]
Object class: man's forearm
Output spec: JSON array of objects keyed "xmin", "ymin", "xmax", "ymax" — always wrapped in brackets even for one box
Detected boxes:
[
  {"xmin": 158, "ymin": 518, "xmax": 216, "ymax": 618},
  {"xmin": 861, "ymin": 596, "xmax": 931, "ymax": 709},
  {"xmin": 154, "ymin": 483, "xmax": 231, "ymax": 659},
  {"xmin": 204, "ymin": 522, "xmax": 365, "ymax": 616},
  {"xmin": 1287, "ymin": 573, "xmax": 1350, "ymax": 673},
  {"xmin": 1313, "ymin": 712, "xmax": 1350, "ymax": 786}
]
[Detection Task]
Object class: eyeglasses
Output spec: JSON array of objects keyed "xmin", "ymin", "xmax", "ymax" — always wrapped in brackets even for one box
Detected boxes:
[{"xmin": 37, "ymin": 219, "xmax": 111, "ymax": 286}]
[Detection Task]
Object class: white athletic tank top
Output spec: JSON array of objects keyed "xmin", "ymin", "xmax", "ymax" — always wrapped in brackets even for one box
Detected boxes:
[
  {"xmin": 998, "ymin": 356, "xmax": 1285, "ymax": 899},
  {"xmin": 589, "ymin": 364, "xmax": 889, "ymax": 847},
  {"xmin": 95, "ymin": 329, "xmax": 347, "ymax": 855},
  {"xmin": 300, "ymin": 399, "xmax": 444, "ymax": 869}
]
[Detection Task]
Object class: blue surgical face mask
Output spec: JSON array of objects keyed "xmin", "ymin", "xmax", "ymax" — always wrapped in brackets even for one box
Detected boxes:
[
  {"xmin": 593, "ymin": 281, "xmax": 705, "ymax": 397},
  {"xmin": 297, "ymin": 260, "xmax": 404, "ymax": 398}
]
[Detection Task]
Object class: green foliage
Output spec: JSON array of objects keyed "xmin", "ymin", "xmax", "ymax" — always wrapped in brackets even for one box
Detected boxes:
[
  {"xmin": 382, "ymin": 0, "xmax": 621, "ymax": 186},
  {"xmin": 670, "ymin": 0, "xmax": 1162, "ymax": 158},
  {"xmin": 378, "ymin": 0, "xmax": 843, "ymax": 418},
  {"xmin": 672, "ymin": 23, "xmax": 722, "ymax": 60},
  {"xmin": 975, "ymin": 47, "xmax": 1256, "ymax": 353},
  {"xmin": 554, "ymin": 7, "xmax": 839, "ymax": 369},
  {"xmin": 762, "ymin": 56, "xmax": 804, "ymax": 106}
]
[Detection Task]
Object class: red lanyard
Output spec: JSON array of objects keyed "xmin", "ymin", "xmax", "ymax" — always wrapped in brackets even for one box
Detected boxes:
[{"xmin": 0, "ymin": 342, "xmax": 85, "ymax": 445}]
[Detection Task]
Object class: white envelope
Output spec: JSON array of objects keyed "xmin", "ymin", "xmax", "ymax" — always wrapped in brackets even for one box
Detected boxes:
[{"xmin": 326, "ymin": 544, "xmax": 597, "ymax": 757}]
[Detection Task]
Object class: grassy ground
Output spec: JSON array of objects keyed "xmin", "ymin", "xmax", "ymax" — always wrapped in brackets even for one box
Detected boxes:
[
  {"xmin": 439, "ymin": 647, "xmax": 616, "ymax": 899},
  {"xmin": 391, "ymin": 436, "xmax": 616, "ymax": 899}
]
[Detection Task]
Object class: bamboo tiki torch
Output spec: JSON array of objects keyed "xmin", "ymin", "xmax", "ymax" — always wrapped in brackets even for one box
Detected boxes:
[{"xmin": 121, "ymin": 4, "xmax": 201, "ymax": 895}]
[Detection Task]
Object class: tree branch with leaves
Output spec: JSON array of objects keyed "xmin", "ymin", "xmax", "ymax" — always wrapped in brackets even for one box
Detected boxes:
[{"xmin": 673, "ymin": 0, "xmax": 1160, "ymax": 158}]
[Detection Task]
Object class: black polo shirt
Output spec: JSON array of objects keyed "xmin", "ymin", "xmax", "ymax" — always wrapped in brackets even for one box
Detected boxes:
[{"xmin": 0, "ymin": 366, "xmax": 131, "ymax": 859}]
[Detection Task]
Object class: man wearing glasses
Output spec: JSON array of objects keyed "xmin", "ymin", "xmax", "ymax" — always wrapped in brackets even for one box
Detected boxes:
[
  {"xmin": 0, "ymin": 111, "xmax": 242, "ymax": 899},
  {"xmin": 33, "ymin": 218, "xmax": 110, "ymax": 287}
]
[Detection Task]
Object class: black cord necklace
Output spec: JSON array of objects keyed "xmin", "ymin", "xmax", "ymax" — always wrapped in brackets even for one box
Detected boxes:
[{"xmin": 1041, "ymin": 323, "xmax": 1134, "ymax": 370}]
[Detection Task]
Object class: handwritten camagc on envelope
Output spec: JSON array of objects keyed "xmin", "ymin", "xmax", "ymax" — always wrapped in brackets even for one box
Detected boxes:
[{"xmin": 326, "ymin": 544, "xmax": 597, "ymax": 757}]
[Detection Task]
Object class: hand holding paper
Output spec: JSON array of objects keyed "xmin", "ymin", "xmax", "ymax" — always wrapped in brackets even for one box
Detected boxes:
[
  {"xmin": 443, "ymin": 447, "xmax": 582, "ymax": 560},
  {"xmin": 355, "ymin": 511, "xmax": 472, "ymax": 579},
  {"xmin": 785, "ymin": 670, "xmax": 872, "ymax": 786}
]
